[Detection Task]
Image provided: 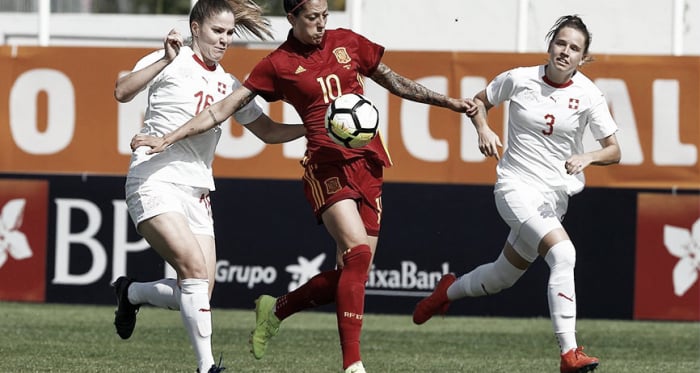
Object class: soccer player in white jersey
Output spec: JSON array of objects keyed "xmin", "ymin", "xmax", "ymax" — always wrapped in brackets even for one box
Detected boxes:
[
  {"xmin": 413, "ymin": 15, "xmax": 621, "ymax": 373},
  {"xmin": 110, "ymin": 1, "xmax": 304, "ymax": 372}
]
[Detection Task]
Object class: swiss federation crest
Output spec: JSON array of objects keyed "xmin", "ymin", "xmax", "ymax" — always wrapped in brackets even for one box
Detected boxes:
[{"xmin": 333, "ymin": 47, "xmax": 351, "ymax": 64}]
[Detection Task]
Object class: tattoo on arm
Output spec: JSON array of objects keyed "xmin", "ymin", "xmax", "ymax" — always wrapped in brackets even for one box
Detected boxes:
[{"xmin": 371, "ymin": 63, "xmax": 450, "ymax": 107}]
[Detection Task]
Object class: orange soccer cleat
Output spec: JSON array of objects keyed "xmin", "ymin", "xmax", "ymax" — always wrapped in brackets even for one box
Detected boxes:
[
  {"xmin": 560, "ymin": 346, "xmax": 599, "ymax": 373},
  {"xmin": 412, "ymin": 273, "xmax": 457, "ymax": 325}
]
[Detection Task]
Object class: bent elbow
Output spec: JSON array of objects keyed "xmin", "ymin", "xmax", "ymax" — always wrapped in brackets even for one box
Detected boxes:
[
  {"xmin": 114, "ymin": 89, "xmax": 132, "ymax": 103},
  {"xmin": 612, "ymin": 145, "xmax": 622, "ymax": 164}
]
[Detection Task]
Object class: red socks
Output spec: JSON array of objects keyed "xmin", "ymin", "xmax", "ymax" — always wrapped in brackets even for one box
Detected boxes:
[
  {"xmin": 336, "ymin": 244, "xmax": 372, "ymax": 369},
  {"xmin": 274, "ymin": 269, "xmax": 341, "ymax": 321},
  {"xmin": 270, "ymin": 244, "xmax": 372, "ymax": 369}
]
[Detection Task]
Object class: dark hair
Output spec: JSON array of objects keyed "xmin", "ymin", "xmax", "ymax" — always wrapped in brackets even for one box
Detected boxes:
[
  {"xmin": 546, "ymin": 15, "xmax": 592, "ymax": 57},
  {"xmin": 189, "ymin": 0, "xmax": 273, "ymax": 41},
  {"xmin": 284, "ymin": 0, "xmax": 308, "ymax": 16}
]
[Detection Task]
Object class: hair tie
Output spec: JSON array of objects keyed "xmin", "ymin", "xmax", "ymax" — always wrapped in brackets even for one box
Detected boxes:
[{"xmin": 290, "ymin": 0, "xmax": 310, "ymax": 13}]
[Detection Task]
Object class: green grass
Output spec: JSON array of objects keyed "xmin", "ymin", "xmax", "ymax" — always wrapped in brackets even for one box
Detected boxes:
[{"xmin": 0, "ymin": 301, "xmax": 698, "ymax": 372}]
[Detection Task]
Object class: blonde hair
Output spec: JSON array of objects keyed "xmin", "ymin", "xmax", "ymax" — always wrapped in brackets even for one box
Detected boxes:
[{"xmin": 226, "ymin": 0, "xmax": 274, "ymax": 41}]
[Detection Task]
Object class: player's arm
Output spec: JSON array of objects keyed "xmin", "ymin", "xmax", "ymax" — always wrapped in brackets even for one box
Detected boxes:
[
  {"xmin": 130, "ymin": 85, "xmax": 257, "ymax": 153},
  {"xmin": 114, "ymin": 29, "xmax": 182, "ymax": 103},
  {"xmin": 245, "ymin": 115, "xmax": 306, "ymax": 144},
  {"xmin": 565, "ymin": 134, "xmax": 621, "ymax": 175},
  {"xmin": 369, "ymin": 62, "xmax": 475, "ymax": 113},
  {"xmin": 469, "ymin": 89, "xmax": 502, "ymax": 160}
]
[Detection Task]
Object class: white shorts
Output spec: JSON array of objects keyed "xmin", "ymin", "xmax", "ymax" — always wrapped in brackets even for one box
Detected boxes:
[
  {"xmin": 125, "ymin": 177, "xmax": 214, "ymax": 237},
  {"xmin": 494, "ymin": 178, "xmax": 569, "ymax": 262}
]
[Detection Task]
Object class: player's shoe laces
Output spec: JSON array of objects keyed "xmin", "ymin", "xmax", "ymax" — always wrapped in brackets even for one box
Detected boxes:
[
  {"xmin": 560, "ymin": 346, "xmax": 599, "ymax": 373},
  {"xmin": 344, "ymin": 361, "xmax": 366, "ymax": 373},
  {"xmin": 412, "ymin": 273, "xmax": 456, "ymax": 325},
  {"xmin": 112, "ymin": 276, "xmax": 140, "ymax": 339},
  {"xmin": 249, "ymin": 295, "xmax": 280, "ymax": 360}
]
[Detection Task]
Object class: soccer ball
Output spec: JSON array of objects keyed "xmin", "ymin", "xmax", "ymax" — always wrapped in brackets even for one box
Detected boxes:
[{"xmin": 325, "ymin": 93, "xmax": 379, "ymax": 149}]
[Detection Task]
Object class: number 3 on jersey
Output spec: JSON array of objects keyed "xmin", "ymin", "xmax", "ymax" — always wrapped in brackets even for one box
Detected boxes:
[{"xmin": 543, "ymin": 113, "xmax": 555, "ymax": 136}]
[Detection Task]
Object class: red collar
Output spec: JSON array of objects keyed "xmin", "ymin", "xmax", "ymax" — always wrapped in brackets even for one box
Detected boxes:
[
  {"xmin": 542, "ymin": 74, "xmax": 573, "ymax": 88},
  {"xmin": 192, "ymin": 53, "xmax": 216, "ymax": 71}
]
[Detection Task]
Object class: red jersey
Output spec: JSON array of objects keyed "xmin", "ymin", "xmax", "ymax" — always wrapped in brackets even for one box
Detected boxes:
[{"xmin": 243, "ymin": 28, "xmax": 391, "ymax": 166}]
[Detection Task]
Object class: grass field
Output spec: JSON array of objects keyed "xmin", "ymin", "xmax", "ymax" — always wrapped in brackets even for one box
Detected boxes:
[{"xmin": 0, "ymin": 301, "xmax": 698, "ymax": 372}]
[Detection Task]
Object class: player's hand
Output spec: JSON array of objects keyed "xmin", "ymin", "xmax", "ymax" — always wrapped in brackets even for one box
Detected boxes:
[
  {"xmin": 565, "ymin": 154, "xmax": 592, "ymax": 175},
  {"xmin": 464, "ymin": 98, "xmax": 479, "ymax": 117},
  {"xmin": 130, "ymin": 134, "xmax": 170, "ymax": 154},
  {"xmin": 477, "ymin": 127, "xmax": 502, "ymax": 160},
  {"xmin": 163, "ymin": 29, "xmax": 183, "ymax": 63}
]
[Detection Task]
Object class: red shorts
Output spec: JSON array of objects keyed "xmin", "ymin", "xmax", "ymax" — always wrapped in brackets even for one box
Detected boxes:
[{"xmin": 302, "ymin": 157, "xmax": 383, "ymax": 236}]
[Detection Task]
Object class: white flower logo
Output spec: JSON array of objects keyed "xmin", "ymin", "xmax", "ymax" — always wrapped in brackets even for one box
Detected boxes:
[
  {"xmin": 664, "ymin": 219, "xmax": 700, "ymax": 296},
  {"xmin": 285, "ymin": 253, "xmax": 326, "ymax": 292},
  {"xmin": 0, "ymin": 199, "xmax": 33, "ymax": 268}
]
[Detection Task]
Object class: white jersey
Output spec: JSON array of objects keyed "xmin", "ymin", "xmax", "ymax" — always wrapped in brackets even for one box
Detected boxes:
[
  {"xmin": 486, "ymin": 65, "xmax": 617, "ymax": 195},
  {"xmin": 127, "ymin": 46, "xmax": 263, "ymax": 191}
]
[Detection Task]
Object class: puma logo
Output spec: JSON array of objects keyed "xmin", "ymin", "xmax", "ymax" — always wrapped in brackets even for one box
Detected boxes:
[{"xmin": 557, "ymin": 292, "xmax": 574, "ymax": 302}]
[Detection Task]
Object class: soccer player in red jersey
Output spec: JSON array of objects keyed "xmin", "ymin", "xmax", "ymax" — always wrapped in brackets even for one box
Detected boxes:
[{"xmin": 131, "ymin": 0, "xmax": 475, "ymax": 371}]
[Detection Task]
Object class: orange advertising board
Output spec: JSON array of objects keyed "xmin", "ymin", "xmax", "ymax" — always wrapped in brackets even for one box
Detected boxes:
[{"xmin": 0, "ymin": 46, "xmax": 698, "ymax": 189}]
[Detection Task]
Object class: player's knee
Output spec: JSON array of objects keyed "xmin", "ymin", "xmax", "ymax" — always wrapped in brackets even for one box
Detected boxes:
[
  {"xmin": 481, "ymin": 252, "xmax": 526, "ymax": 294},
  {"xmin": 482, "ymin": 269, "xmax": 518, "ymax": 294},
  {"xmin": 544, "ymin": 240, "xmax": 576, "ymax": 272},
  {"xmin": 342, "ymin": 244, "xmax": 372, "ymax": 276}
]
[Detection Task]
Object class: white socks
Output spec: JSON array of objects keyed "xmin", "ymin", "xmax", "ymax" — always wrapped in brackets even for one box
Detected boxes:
[
  {"xmin": 447, "ymin": 252, "xmax": 525, "ymax": 299},
  {"xmin": 127, "ymin": 278, "xmax": 180, "ymax": 310},
  {"xmin": 544, "ymin": 240, "xmax": 578, "ymax": 353},
  {"xmin": 179, "ymin": 278, "xmax": 214, "ymax": 372}
]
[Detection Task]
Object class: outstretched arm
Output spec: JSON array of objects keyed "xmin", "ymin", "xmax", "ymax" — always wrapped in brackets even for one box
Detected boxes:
[
  {"xmin": 369, "ymin": 63, "xmax": 475, "ymax": 113},
  {"xmin": 245, "ymin": 114, "xmax": 306, "ymax": 144},
  {"xmin": 130, "ymin": 85, "xmax": 257, "ymax": 153}
]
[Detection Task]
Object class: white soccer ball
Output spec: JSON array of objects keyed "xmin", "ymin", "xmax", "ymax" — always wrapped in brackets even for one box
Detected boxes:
[{"xmin": 324, "ymin": 93, "xmax": 379, "ymax": 149}]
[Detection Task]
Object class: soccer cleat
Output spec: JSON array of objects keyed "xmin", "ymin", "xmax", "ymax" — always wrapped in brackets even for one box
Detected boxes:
[
  {"xmin": 560, "ymin": 346, "xmax": 599, "ymax": 373},
  {"xmin": 344, "ymin": 361, "xmax": 366, "ymax": 373},
  {"xmin": 196, "ymin": 364, "xmax": 226, "ymax": 373},
  {"xmin": 198, "ymin": 354, "xmax": 226, "ymax": 373},
  {"xmin": 249, "ymin": 295, "xmax": 281, "ymax": 360},
  {"xmin": 412, "ymin": 273, "xmax": 456, "ymax": 325},
  {"xmin": 111, "ymin": 276, "xmax": 140, "ymax": 340}
]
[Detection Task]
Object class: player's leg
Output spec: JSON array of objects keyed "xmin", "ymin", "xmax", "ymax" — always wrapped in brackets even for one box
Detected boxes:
[
  {"xmin": 450, "ymin": 242, "xmax": 529, "ymax": 297},
  {"xmin": 413, "ymin": 181, "xmax": 542, "ymax": 325},
  {"xmin": 249, "ymin": 268, "xmax": 342, "ymax": 360},
  {"xmin": 121, "ymin": 277, "xmax": 180, "ymax": 310},
  {"xmin": 538, "ymin": 230, "xmax": 599, "ymax": 372},
  {"xmin": 261, "ymin": 233, "xmax": 377, "ymax": 323},
  {"xmin": 139, "ymin": 213, "xmax": 216, "ymax": 373},
  {"xmin": 114, "ymin": 179, "xmax": 182, "ymax": 340},
  {"xmin": 250, "ymin": 162, "xmax": 345, "ymax": 360},
  {"xmin": 322, "ymin": 199, "xmax": 372, "ymax": 372},
  {"xmin": 412, "ymin": 240, "xmax": 529, "ymax": 325}
]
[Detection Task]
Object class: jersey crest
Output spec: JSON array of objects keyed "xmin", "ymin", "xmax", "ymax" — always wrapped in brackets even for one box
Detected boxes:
[
  {"xmin": 568, "ymin": 98, "xmax": 580, "ymax": 110},
  {"xmin": 332, "ymin": 47, "xmax": 352, "ymax": 64}
]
